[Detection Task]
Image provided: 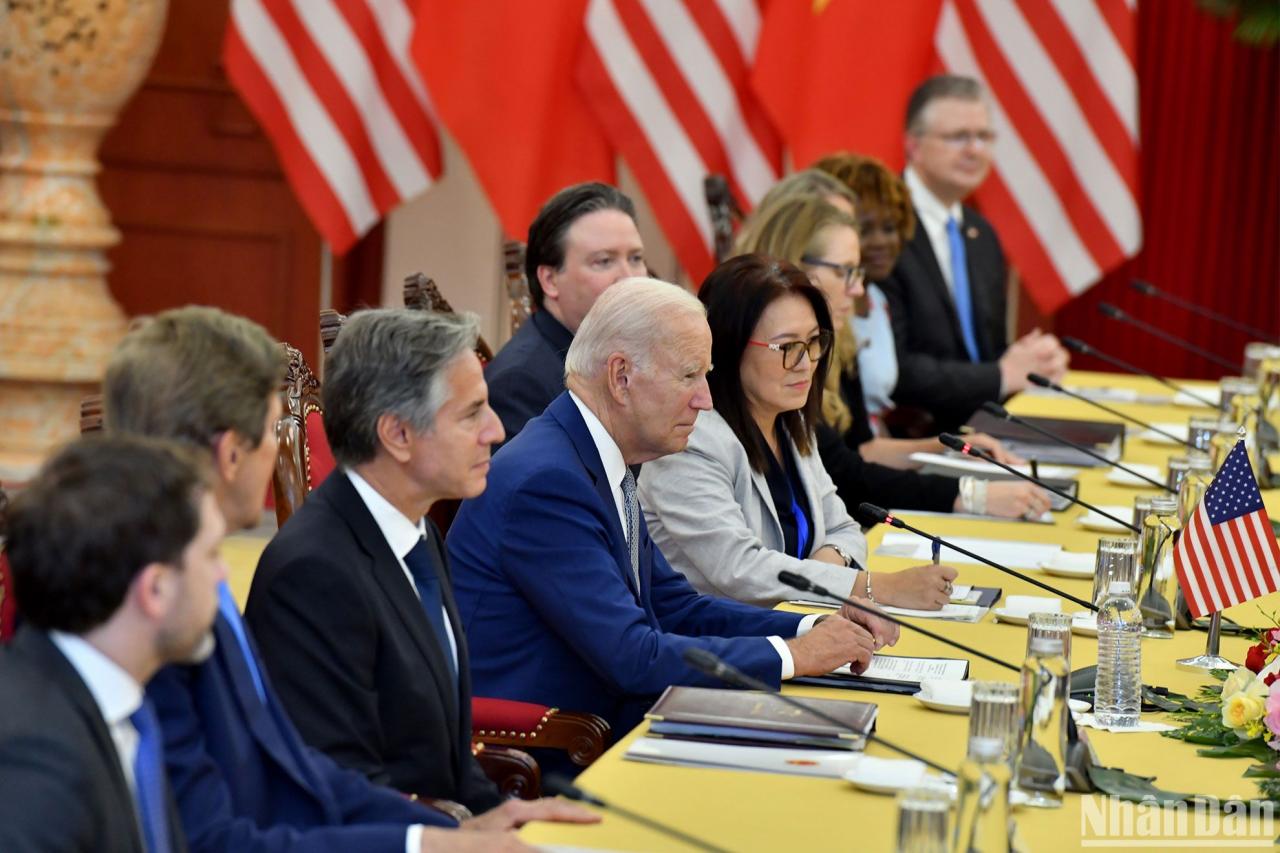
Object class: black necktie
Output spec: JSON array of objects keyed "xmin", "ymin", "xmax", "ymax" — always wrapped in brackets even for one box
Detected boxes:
[{"xmin": 402, "ymin": 536, "xmax": 458, "ymax": 684}]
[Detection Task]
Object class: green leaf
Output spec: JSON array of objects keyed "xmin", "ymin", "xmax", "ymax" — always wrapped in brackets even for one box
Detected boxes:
[{"xmin": 1197, "ymin": 739, "xmax": 1279, "ymax": 763}]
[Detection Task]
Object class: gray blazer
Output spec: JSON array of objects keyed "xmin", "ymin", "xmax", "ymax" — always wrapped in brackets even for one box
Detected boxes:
[{"xmin": 639, "ymin": 409, "xmax": 868, "ymax": 607}]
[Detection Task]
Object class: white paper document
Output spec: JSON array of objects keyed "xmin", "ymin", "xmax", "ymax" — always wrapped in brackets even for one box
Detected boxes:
[
  {"xmin": 832, "ymin": 654, "xmax": 969, "ymax": 683},
  {"xmin": 879, "ymin": 603, "xmax": 986, "ymax": 623},
  {"xmin": 625, "ymin": 736, "xmax": 865, "ymax": 778},
  {"xmin": 908, "ymin": 452, "xmax": 1079, "ymax": 482},
  {"xmin": 876, "ymin": 531, "xmax": 1062, "ymax": 570}
]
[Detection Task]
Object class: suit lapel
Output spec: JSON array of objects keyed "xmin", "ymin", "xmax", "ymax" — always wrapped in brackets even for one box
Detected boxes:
[
  {"xmin": 319, "ymin": 474, "xmax": 462, "ymax": 756},
  {"xmin": 212, "ymin": 614, "xmax": 323, "ymax": 795},
  {"xmin": 905, "ymin": 212, "xmax": 967, "ymax": 352},
  {"xmin": 549, "ymin": 393, "xmax": 642, "ymax": 600},
  {"xmin": 19, "ymin": 630, "xmax": 144, "ymax": 852}
]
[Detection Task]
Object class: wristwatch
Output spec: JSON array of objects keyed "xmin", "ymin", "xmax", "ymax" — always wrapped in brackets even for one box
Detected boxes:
[{"xmin": 828, "ymin": 544, "xmax": 856, "ymax": 568}]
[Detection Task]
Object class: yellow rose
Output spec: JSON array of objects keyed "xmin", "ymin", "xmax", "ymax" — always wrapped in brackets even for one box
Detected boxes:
[
  {"xmin": 1223, "ymin": 692, "xmax": 1266, "ymax": 732},
  {"xmin": 1222, "ymin": 667, "xmax": 1256, "ymax": 699}
]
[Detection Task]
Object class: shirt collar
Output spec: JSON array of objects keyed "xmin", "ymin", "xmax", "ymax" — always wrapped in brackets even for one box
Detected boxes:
[
  {"xmin": 568, "ymin": 390, "xmax": 628, "ymax": 492},
  {"xmin": 531, "ymin": 309, "xmax": 575, "ymax": 355},
  {"xmin": 905, "ymin": 166, "xmax": 964, "ymax": 230},
  {"xmin": 345, "ymin": 468, "xmax": 428, "ymax": 560},
  {"xmin": 49, "ymin": 631, "xmax": 143, "ymax": 728}
]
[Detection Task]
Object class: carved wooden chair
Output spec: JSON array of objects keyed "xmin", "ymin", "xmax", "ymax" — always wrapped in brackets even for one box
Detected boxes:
[
  {"xmin": 705, "ymin": 173, "xmax": 745, "ymax": 264},
  {"xmin": 402, "ymin": 272, "xmax": 496, "ymax": 362}
]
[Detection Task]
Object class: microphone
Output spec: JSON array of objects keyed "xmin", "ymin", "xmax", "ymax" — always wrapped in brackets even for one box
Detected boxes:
[
  {"xmin": 1060, "ymin": 337, "xmax": 1219, "ymax": 409},
  {"xmin": 1017, "ymin": 380, "xmax": 1194, "ymax": 471},
  {"xmin": 682, "ymin": 647, "xmax": 956, "ymax": 778},
  {"xmin": 1131, "ymin": 280, "xmax": 1278, "ymax": 344},
  {"xmin": 938, "ymin": 433, "xmax": 1140, "ymax": 534},
  {"xmin": 1097, "ymin": 302, "xmax": 1238, "ymax": 372},
  {"xmin": 857, "ymin": 503, "xmax": 1098, "ymax": 612},
  {"xmin": 775, "ymin": 571, "xmax": 1018, "ymax": 673},
  {"xmin": 543, "ymin": 774, "xmax": 731, "ymax": 853}
]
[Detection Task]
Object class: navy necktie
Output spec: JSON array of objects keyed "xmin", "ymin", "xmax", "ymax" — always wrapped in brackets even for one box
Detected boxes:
[
  {"xmin": 403, "ymin": 536, "xmax": 458, "ymax": 683},
  {"xmin": 130, "ymin": 699, "xmax": 172, "ymax": 853},
  {"xmin": 947, "ymin": 216, "xmax": 981, "ymax": 362},
  {"xmin": 217, "ymin": 582, "xmax": 266, "ymax": 703}
]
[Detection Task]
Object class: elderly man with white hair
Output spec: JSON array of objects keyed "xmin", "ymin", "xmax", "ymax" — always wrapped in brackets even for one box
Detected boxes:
[{"xmin": 447, "ymin": 279, "xmax": 896, "ymax": 746}]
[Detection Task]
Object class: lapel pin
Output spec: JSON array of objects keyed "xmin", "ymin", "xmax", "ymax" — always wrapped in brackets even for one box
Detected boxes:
[{"xmin": 966, "ymin": 226, "xmax": 980, "ymax": 240}]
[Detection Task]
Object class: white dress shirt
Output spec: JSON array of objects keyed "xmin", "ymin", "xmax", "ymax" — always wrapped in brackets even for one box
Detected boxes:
[
  {"xmin": 345, "ymin": 470, "xmax": 454, "ymax": 848},
  {"xmin": 345, "ymin": 470, "xmax": 459, "ymax": 680},
  {"xmin": 851, "ymin": 283, "xmax": 899, "ymax": 423},
  {"xmin": 568, "ymin": 392, "xmax": 818, "ymax": 679},
  {"xmin": 49, "ymin": 632, "xmax": 144, "ymax": 800},
  {"xmin": 905, "ymin": 165, "xmax": 966, "ymax": 299}
]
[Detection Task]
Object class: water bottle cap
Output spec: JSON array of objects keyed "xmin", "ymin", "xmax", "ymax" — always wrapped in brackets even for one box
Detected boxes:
[{"xmin": 1108, "ymin": 581, "xmax": 1132, "ymax": 595}]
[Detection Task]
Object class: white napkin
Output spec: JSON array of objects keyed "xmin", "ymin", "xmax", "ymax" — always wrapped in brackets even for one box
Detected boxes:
[
  {"xmin": 1076, "ymin": 714, "xmax": 1175, "ymax": 733},
  {"xmin": 1003, "ymin": 595, "xmax": 1062, "ymax": 617}
]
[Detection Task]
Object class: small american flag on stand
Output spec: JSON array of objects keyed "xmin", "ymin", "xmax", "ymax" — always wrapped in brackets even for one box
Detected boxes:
[{"xmin": 1174, "ymin": 440, "xmax": 1280, "ymax": 619}]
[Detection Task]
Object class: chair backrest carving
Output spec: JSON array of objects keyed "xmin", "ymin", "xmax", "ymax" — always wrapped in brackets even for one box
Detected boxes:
[
  {"xmin": 80, "ymin": 394, "xmax": 104, "ymax": 434},
  {"xmin": 503, "ymin": 241, "xmax": 532, "ymax": 334},
  {"xmin": 319, "ymin": 308, "xmax": 348, "ymax": 356},
  {"xmin": 704, "ymin": 173, "xmax": 744, "ymax": 264},
  {"xmin": 272, "ymin": 342, "xmax": 324, "ymax": 528},
  {"xmin": 402, "ymin": 272, "xmax": 495, "ymax": 362}
]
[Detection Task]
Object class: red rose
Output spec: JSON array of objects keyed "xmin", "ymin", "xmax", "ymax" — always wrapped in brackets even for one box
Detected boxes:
[
  {"xmin": 1246, "ymin": 642, "xmax": 1268, "ymax": 673},
  {"xmin": 1266, "ymin": 672, "xmax": 1279, "ymax": 687}
]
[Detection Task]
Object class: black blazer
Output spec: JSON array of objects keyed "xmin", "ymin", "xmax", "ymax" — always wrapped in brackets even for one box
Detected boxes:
[
  {"xmin": 882, "ymin": 204, "xmax": 1009, "ymax": 433},
  {"xmin": 484, "ymin": 310, "xmax": 574, "ymax": 444},
  {"xmin": 0, "ymin": 628, "xmax": 186, "ymax": 853},
  {"xmin": 246, "ymin": 471, "xmax": 501, "ymax": 814},
  {"xmin": 816, "ymin": 368, "xmax": 959, "ymax": 515}
]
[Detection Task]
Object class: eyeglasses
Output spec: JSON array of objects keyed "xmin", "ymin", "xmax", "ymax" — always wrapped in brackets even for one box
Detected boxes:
[
  {"xmin": 801, "ymin": 256, "xmax": 865, "ymax": 290},
  {"xmin": 927, "ymin": 129, "xmax": 997, "ymax": 149},
  {"xmin": 747, "ymin": 331, "xmax": 834, "ymax": 369}
]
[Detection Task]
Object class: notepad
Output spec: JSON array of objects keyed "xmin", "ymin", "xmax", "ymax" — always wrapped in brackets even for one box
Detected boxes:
[
  {"xmin": 876, "ymin": 531, "xmax": 1062, "ymax": 570},
  {"xmin": 833, "ymin": 654, "xmax": 970, "ymax": 684}
]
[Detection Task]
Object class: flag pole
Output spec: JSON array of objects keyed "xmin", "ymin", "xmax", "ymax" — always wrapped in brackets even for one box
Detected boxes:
[{"xmin": 1176, "ymin": 611, "xmax": 1237, "ymax": 671}]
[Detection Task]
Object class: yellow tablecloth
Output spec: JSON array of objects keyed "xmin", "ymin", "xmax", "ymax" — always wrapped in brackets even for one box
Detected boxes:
[{"xmin": 519, "ymin": 371, "xmax": 1280, "ymax": 851}]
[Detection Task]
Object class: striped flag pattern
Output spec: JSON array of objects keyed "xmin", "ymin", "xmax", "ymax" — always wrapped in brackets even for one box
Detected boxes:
[
  {"xmin": 933, "ymin": 0, "xmax": 1141, "ymax": 312},
  {"xmin": 223, "ymin": 0, "xmax": 442, "ymax": 254},
  {"xmin": 1174, "ymin": 440, "xmax": 1280, "ymax": 619},
  {"xmin": 577, "ymin": 0, "xmax": 782, "ymax": 282}
]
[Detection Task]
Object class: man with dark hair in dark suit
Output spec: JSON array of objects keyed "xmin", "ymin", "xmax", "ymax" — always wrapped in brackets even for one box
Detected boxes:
[
  {"xmin": 485, "ymin": 182, "xmax": 647, "ymax": 442},
  {"xmin": 885, "ymin": 74, "xmax": 1068, "ymax": 433},
  {"xmin": 0, "ymin": 435, "xmax": 220, "ymax": 852}
]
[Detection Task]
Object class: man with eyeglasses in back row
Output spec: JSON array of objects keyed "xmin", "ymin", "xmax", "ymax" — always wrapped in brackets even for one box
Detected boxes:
[{"xmin": 885, "ymin": 74, "xmax": 1069, "ymax": 435}]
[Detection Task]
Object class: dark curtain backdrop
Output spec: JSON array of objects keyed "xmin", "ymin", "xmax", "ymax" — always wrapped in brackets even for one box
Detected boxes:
[{"xmin": 1052, "ymin": 1, "xmax": 1279, "ymax": 380}]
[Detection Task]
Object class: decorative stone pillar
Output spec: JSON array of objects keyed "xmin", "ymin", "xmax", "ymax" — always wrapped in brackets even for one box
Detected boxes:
[{"xmin": 0, "ymin": 0, "xmax": 169, "ymax": 483}]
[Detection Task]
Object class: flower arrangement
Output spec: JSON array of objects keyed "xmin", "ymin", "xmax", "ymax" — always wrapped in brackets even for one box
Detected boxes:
[{"xmin": 1163, "ymin": 623, "xmax": 1280, "ymax": 801}]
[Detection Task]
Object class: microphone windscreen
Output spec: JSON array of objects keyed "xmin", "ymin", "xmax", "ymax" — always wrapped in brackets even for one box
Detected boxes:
[
  {"xmin": 856, "ymin": 503, "xmax": 890, "ymax": 525},
  {"xmin": 1097, "ymin": 302, "xmax": 1124, "ymax": 319},
  {"xmin": 980, "ymin": 400, "xmax": 1009, "ymax": 418},
  {"xmin": 543, "ymin": 774, "xmax": 602, "ymax": 806},
  {"xmin": 937, "ymin": 433, "xmax": 967, "ymax": 453},
  {"xmin": 1060, "ymin": 337, "xmax": 1089, "ymax": 354},
  {"xmin": 776, "ymin": 570, "xmax": 812, "ymax": 592},
  {"xmin": 1130, "ymin": 279, "xmax": 1157, "ymax": 295},
  {"xmin": 681, "ymin": 646, "xmax": 723, "ymax": 674},
  {"xmin": 1026, "ymin": 372, "xmax": 1052, "ymax": 388}
]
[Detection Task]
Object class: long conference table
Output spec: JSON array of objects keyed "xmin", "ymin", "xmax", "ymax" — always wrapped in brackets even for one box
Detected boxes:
[{"xmin": 516, "ymin": 370, "xmax": 1280, "ymax": 851}]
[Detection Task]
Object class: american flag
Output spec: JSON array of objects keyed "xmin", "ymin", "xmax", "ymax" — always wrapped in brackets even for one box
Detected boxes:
[
  {"xmin": 223, "ymin": 0, "xmax": 442, "ymax": 254},
  {"xmin": 1174, "ymin": 441, "xmax": 1280, "ymax": 619},
  {"xmin": 577, "ymin": 0, "xmax": 782, "ymax": 282},
  {"xmin": 932, "ymin": 0, "xmax": 1141, "ymax": 312}
]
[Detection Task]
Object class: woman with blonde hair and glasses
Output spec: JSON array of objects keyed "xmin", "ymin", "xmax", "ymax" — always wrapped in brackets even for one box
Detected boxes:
[{"xmin": 733, "ymin": 192, "xmax": 1050, "ymax": 521}]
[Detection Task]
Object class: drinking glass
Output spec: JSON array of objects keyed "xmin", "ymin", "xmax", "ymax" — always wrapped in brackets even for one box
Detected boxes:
[
  {"xmin": 969, "ymin": 681, "xmax": 1021, "ymax": 763},
  {"xmin": 1025, "ymin": 612, "xmax": 1072, "ymax": 663},
  {"xmin": 1092, "ymin": 537, "xmax": 1140, "ymax": 607},
  {"xmin": 895, "ymin": 781, "xmax": 950, "ymax": 853}
]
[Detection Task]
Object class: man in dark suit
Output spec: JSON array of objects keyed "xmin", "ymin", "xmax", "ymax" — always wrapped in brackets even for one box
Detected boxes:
[
  {"xmin": 105, "ymin": 307, "xmax": 576, "ymax": 853},
  {"xmin": 485, "ymin": 182, "xmax": 647, "ymax": 442},
  {"xmin": 448, "ymin": 280, "xmax": 891, "ymax": 741},
  {"xmin": 0, "ymin": 435, "xmax": 221, "ymax": 852},
  {"xmin": 247, "ymin": 310, "xmax": 532, "ymax": 815},
  {"xmin": 884, "ymin": 74, "xmax": 1068, "ymax": 433}
]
